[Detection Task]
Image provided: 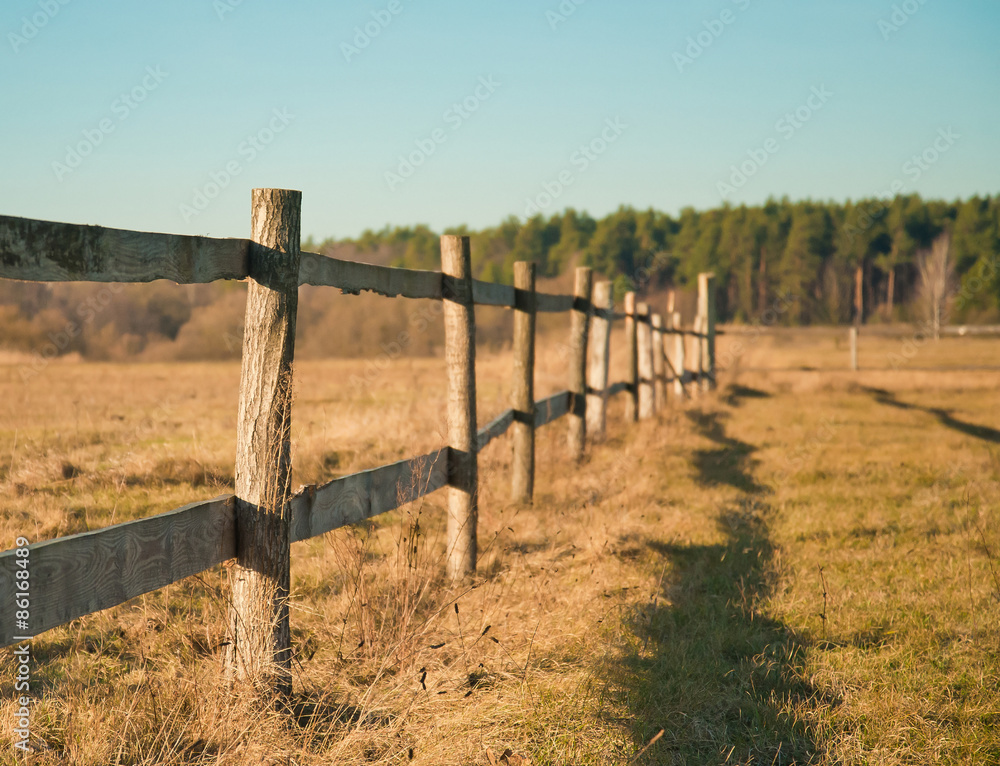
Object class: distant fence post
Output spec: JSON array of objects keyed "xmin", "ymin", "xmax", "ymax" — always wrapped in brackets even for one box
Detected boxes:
[
  {"xmin": 691, "ymin": 314, "xmax": 703, "ymax": 397},
  {"xmin": 849, "ymin": 326, "xmax": 859, "ymax": 371},
  {"xmin": 568, "ymin": 266, "xmax": 593, "ymax": 461},
  {"xmin": 442, "ymin": 235, "xmax": 477, "ymax": 580},
  {"xmin": 698, "ymin": 272, "xmax": 717, "ymax": 391},
  {"xmin": 587, "ymin": 281, "xmax": 613, "ymax": 440},
  {"xmin": 672, "ymin": 311, "xmax": 685, "ymax": 399},
  {"xmin": 637, "ymin": 302, "xmax": 655, "ymax": 419},
  {"xmin": 652, "ymin": 313, "xmax": 666, "ymax": 411},
  {"xmin": 664, "ymin": 311, "xmax": 676, "ymax": 391},
  {"xmin": 226, "ymin": 188, "xmax": 301, "ymax": 699},
  {"xmin": 511, "ymin": 261, "xmax": 536, "ymax": 504},
  {"xmin": 625, "ymin": 292, "xmax": 639, "ymax": 421}
]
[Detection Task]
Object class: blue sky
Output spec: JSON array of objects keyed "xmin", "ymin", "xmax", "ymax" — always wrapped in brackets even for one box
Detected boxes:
[{"xmin": 2, "ymin": 0, "xmax": 998, "ymax": 242}]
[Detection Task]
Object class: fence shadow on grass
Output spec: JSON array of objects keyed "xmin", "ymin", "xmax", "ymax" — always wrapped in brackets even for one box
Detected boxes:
[
  {"xmin": 685, "ymin": 409, "xmax": 769, "ymax": 495},
  {"xmin": 864, "ymin": 386, "xmax": 1000, "ymax": 445},
  {"xmin": 605, "ymin": 499, "xmax": 824, "ymax": 765},
  {"xmin": 722, "ymin": 384, "xmax": 772, "ymax": 408},
  {"xmin": 600, "ymin": 397, "xmax": 829, "ymax": 764}
]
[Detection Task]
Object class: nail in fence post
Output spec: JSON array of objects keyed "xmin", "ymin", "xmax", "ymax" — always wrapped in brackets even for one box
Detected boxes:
[
  {"xmin": 637, "ymin": 302, "xmax": 655, "ymax": 419},
  {"xmin": 568, "ymin": 267, "xmax": 593, "ymax": 461},
  {"xmin": 625, "ymin": 292, "xmax": 639, "ymax": 421},
  {"xmin": 673, "ymin": 311, "xmax": 686, "ymax": 399},
  {"xmin": 698, "ymin": 272, "xmax": 717, "ymax": 391},
  {"xmin": 226, "ymin": 188, "xmax": 301, "ymax": 699},
  {"xmin": 442, "ymin": 235, "xmax": 478, "ymax": 580},
  {"xmin": 586, "ymin": 281, "xmax": 614, "ymax": 440},
  {"xmin": 511, "ymin": 261, "xmax": 536, "ymax": 504},
  {"xmin": 652, "ymin": 314, "xmax": 666, "ymax": 411}
]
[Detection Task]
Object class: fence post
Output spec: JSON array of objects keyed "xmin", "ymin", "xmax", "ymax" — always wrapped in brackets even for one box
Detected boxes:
[
  {"xmin": 637, "ymin": 302, "xmax": 655, "ymax": 419},
  {"xmin": 625, "ymin": 292, "xmax": 638, "ymax": 421},
  {"xmin": 652, "ymin": 313, "xmax": 666, "ymax": 411},
  {"xmin": 568, "ymin": 266, "xmax": 593, "ymax": 461},
  {"xmin": 698, "ymin": 272, "xmax": 717, "ymax": 391},
  {"xmin": 442, "ymin": 235, "xmax": 477, "ymax": 580},
  {"xmin": 849, "ymin": 326, "xmax": 858, "ymax": 371},
  {"xmin": 587, "ymin": 281, "xmax": 613, "ymax": 440},
  {"xmin": 691, "ymin": 314, "xmax": 704, "ymax": 397},
  {"xmin": 672, "ymin": 311, "xmax": 686, "ymax": 399},
  {"xmin": 511, "ymin": 261, "xmax": 536, "ymax": 504},
  {"xmin": 226, "ymin": 188, "xmax": 301, "ymax": 699}
]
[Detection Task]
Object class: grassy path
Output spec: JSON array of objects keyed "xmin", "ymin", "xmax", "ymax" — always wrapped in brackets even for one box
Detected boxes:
[{"xmin": 597, "ymin": 380, "xmax": 1000, "ymax": 764}]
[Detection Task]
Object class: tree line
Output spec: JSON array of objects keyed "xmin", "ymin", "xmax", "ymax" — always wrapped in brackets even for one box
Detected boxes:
[{"xmin": 312, "ymin": 193, "xmax": 1000, "ymax": 326}]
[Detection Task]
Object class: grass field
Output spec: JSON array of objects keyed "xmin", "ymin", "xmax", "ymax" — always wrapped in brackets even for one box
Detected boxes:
[{"xmin": 1, "ymin": 328, "xmax": 999, "ymax": 764}]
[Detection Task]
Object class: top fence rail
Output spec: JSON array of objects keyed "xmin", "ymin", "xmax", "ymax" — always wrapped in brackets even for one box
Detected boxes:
[{"xmin": 0, "ymin": 214, "xmax": 581, "ymax": 311}]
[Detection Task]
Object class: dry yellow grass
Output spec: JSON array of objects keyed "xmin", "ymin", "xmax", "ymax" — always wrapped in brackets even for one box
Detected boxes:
[{"xmin": 0, "ymin": 327, "xmax": 998, "ymax": 764}]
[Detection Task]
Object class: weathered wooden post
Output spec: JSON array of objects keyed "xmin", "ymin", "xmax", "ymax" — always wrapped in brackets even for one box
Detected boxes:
[
  {"xmin": 442, "ymin": 235, "xmax": 477, "ymax": 580},
  {"xmin": 625, "ymin": 292, "xmax": 639, "ymax": 421},
  {"xmin": 691, "ymin": 314, "xmax": 704, "ymax": 397},
  {"xmin": 568, "ymin": 266, "xmax": 593, "ymax": 461},
  {"xmin": 586, "ymin": 281, "xmax": 613, "ymax": 440},
  {"xmin": 511, "ymin": 261, "xmax": 536, "ymax": 504},
  {"xmin": 226, "ymin": 188, "xmax": 301, "ymax": 699},
  {"xmin": 698, "ymin": 272, "xmax": 717, "ymax": 391},
  {"xmin": 849, "ymin": 326, "xmax": 859, "ymax": 371},
  {"xmin": 663, "ymin": 311, "xmax": 676, "ymax": 392},
  {"xmin": 637, "ymin": 302, "xmax": 655, "ymax": 419},
  {"xmin": 672, "ymin": 311, "xmax": 685, "ymax": 399},
  {"xmin": 652, "ymin": 313, "xmax": 666, "ymax": 411}
]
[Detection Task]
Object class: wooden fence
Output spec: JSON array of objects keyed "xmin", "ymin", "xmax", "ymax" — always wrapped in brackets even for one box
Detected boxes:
[{"xmin": 0, "ymin": 189, "xmax": 717, "ymax": 696}]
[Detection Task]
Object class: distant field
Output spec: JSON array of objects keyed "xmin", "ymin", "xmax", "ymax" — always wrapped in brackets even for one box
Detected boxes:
[
  {"xmin": 1, "ymin": 329, "xmax": 999, "ymax": 764},
  {"xmin": 719, "ymin": 324, "xmax": 1000, "ymax": 373}
]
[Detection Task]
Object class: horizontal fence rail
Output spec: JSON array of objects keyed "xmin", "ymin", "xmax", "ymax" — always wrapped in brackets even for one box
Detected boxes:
[
  {"xmin": 0, "ymin": 214, "xmax": 249, "ymax": 284},
  {"xmin": 477, "ymin": 409, "xmax": 516, "ymax": 451},
  {"xmin": 288, "ymin": 448, "xmax": 449, "ymax": 543},
  {"xmin": 606, "ymin": 380, "xmax": 630, "ymax": 397},
  {"xmin": 0, "ymin": 214, "xmax": 581, "ymax": 308},
  {"xmin": 534, "ymin": 390, "xmax": 572, "ymax": 428},
  {"xmin": 0, "ymin": 496, "xmax": 235, "ymax": 644},
  {"xmin": 299, "ymin": 250, "xmax": 442, "ymax": 299}
]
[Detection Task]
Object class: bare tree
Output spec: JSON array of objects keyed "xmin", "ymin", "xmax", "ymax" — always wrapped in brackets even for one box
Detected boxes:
[{"xmin": 916, "ymin": 231, "xmax": 955, "ymax": 340}]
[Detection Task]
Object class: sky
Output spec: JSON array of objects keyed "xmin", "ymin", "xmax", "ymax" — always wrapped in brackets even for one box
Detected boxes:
[{"xmin": 2, "ymin": 0, "xmax": 998, "ymax": 242}]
